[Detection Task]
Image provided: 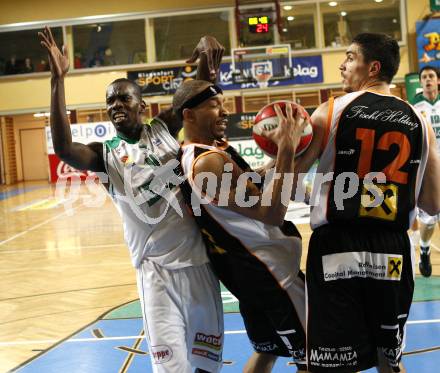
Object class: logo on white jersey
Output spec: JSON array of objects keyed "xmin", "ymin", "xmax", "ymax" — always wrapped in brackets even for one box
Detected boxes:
[
  {"xmin": 194, "ymin": 333, "xmax": 222, "ymax": 350},
  {"xmin": 118, "ymin": 158, "xmax": 185, "ymax": 224},
  {"xmin": 151, "ymin": 345, "xmax": 173, "ymax": 364},
  {"xmin": 152, "ymin": 138, "xmax": 163, "ymax": 146}
]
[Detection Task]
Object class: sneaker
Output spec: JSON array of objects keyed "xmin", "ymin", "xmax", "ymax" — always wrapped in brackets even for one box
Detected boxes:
[{"xmin": 419, "ymin": 247, "xmax": 432, "ymax": 277}]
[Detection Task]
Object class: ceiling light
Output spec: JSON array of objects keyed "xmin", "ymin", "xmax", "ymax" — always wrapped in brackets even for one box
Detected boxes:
[
  {"xmin": 287, "ymin": 16, "xmax": 295, "ymax": 21},
  {"xmin": 282, "ymin": 28, "xmax": 288, "ymax": 32},
  {"xmin": 389, "ymin": 84, "xmax": 396, "ymax": 88},
  {"xmin": 284, "ymin": 5, "xmax": 293, "ymax": 11},
  {"xmin": 374, "ymin": 0, "xmax": 383, "ymax": 3},
  {"xmin": 392, "ymin": 18, "xmax": 398, "ymax": 23},
  {"xmin": 341, "ymin": 11, "xmax": 347, "ymax": 16},
  {"xmin": 329, "ymin": 1, "xmax": 338, "ymax": 6}
]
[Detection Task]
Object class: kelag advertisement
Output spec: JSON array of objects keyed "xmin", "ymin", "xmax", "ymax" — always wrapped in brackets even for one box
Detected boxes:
[{"xmin": 128, "ymin": 56, "xmax": 323, "ymax": 96}]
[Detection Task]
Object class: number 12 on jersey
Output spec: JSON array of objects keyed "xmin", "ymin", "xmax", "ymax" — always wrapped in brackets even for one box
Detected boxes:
[{"xmin": 356, "ymin": 128, "xmax": 410, "ymax": 185}]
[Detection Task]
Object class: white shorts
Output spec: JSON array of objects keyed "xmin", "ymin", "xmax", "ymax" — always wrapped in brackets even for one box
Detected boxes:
[
  {"xmin": 136, "ymin": 259, "xmax": 223, "ymax": 373},
  {"xmin": 418, "ymin": 209, "xmax": 440, "ymax": 226}
]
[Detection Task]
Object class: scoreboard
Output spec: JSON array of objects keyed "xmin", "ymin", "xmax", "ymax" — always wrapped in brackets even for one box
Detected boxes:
[{"xmin": 248, "ymin": 16, "xmax": 270, "ymax": 33}]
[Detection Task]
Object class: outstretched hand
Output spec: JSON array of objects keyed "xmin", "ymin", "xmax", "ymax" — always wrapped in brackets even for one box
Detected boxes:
[
  {"xmin": 38, "ymin": 26, "xmax": 69, "ymax": 79},
  {"xmin": 186, "ymin": 36, "xmax": 225, "ymax": 81}
]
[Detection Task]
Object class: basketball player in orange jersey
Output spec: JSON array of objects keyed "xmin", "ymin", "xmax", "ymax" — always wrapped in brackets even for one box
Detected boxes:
[
  {"xmin": 293, "ymin": 33, "xmax": 440, "ymax": 372},
  {"xmin": 174, "ymin": 79, "xmax": 310, "ymax": 373}
]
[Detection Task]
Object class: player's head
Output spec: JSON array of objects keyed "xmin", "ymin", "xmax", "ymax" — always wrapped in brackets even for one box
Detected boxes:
[
  {"xmin": 419, "ymin": 65, "xmax": 439, "ymax": 97},
  {"xmin": 340, "ymin": 33, "xmax": 400, "ymax": 92},
  {"xmin": 106, "ymin": 78, "xmax": 146, "ymax": 135},
  {"xmin": 173, "ymin": 80, "xmax": 228, "ymax": 142}
]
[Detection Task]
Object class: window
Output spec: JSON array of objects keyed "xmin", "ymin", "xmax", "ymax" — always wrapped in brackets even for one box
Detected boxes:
[
  {"xmin": 243, "ymin": 93, "xmax": 293, "ymax": 112},
  {"xmin": 0, "ymin": 27, "xmax": 63, "ymax": 75},
  {"xmin": 72, "ymin": 20, "xmax": 146, "ymax": 68},
  {"xmin": 243, "ymin": 95, "xmax": 270, "ymax": 112},
  {"xmin": 153, "ymin": 12, "xmax": 231, "ymax": 61},
  {"xmin": 243, "ymin": 90, "xmax": 320, "ymax": 112},
  {"xmin": 75, "ymin": 108, "xmax": 108, "ymax": 123},
  {"xmin": 321, "ymin": 0, "xmax": 401, "ymax": 48},
  {"xmin": 329, "ymin": 88, "xmax": 347, "ymax": 97},
  {"xmin": 223, "ymin": 96, "xmax": 236, "ymax": 114},
  {"xmin": 390, "ymin": 83, "xmax": 406, "ymax": 100},
  {"xmin": 295, "ymin": 91, "xmax": 320, "ymax": 108},
  {"xmin": 280, "ymin": 3, "xmax": 317, "ymax": 50}
]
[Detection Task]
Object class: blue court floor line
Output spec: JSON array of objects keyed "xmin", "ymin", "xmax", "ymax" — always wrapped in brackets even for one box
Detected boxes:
[
  {"xmin": 12, "ymin": 301, "xmax": 440, "ymax": 373},
  {"xmin": 0, "ymin": 186, "xmax": 45, "ymax": 201}
]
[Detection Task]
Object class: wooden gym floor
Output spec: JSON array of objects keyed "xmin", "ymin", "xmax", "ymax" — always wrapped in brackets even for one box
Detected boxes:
[{"xmin": 0, "ymin": 181, "xmax": 439, "ymax": 372}]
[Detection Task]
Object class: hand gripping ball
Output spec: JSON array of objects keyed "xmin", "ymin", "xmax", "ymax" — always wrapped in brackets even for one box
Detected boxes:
[{"xmin": 252, "ymin": 101, "xmax": 313, "ymax": 158}]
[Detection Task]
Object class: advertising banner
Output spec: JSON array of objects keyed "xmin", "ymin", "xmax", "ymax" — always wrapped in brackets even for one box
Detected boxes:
[
  {"xmin": 404, "ymin": 73, "xmax": 422, "ymax": 104},
  {"xmin": 127, "ymin": 65, "xmax": 197, "ymax": 96},
  {"xmin": 225, "ymin": 112, "xmax": 257, "ymax": 140},
  {"xmin": 219, "ymin": 55, "xmax": 323, "ymax": 90},
  {"xmin": 128, "ymin": 56, "xmax": 323, "ymax": 96},
  {"xmin": 45, "ymin": 122, "xmax": 116, "ymax": 182},
  {"xmin": 416, "ymin": 18, "xmax": 440, "ymax": 70},
  {"xmin": 229, "ymin": 139, "xmax": 272, "ymax": 170}
]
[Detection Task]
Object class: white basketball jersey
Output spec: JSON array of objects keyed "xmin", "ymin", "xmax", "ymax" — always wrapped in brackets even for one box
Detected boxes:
[
  {"xmin": 103, "ymin": 118, "xmax": 208, "ymax": 269},
  {"xmin": 180, "ymin": 142, "xmax": 302, "ymax": 290},
  {"xmin": 413, "ymin": 94, "xmax": 440, "ymax": 153}
]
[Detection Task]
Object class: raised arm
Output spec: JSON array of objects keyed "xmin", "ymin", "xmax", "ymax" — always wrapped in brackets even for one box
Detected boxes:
[
  {"xmin": 193, "ymin": 104, "xmax": 309, "ymax": 226},
  {"xmin": 290, "ymin": 100, "xmax": 328, "ymax": 200},
  {"xmin": 39, "ymin": 27, "xmax": 105, "ymax": 172},
  {"xmin": 187, "ymin": 36, "xmax": 225, "ymax": 83},
  {"xmin": 295, "ymin": 101, "xmax": 328, "ymax": 174},
  {"xmin": 156, "ymin": 106, "xmax": 181, "ymax": 139},
  {"xmin": 157, "ymin": 36, "xmax": 226, "ymax": 137}
]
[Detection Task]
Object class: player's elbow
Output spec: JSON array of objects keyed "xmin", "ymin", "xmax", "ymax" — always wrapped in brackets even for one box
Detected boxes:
[
  {"xmin": 54, "ymin": 147, "xmax": 70, "ymax": 161},
  {"xmin": 54, "ymin": 147, "xmax": 75, "ymax": 165}
]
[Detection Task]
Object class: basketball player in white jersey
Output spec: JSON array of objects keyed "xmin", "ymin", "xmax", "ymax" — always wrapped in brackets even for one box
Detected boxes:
[
  {"xmin": 293, "ymin": 33, "xmax": 440, "ymax": 372},
  {"xmin": 39, "ymin": 27, "xmax": 225, "ymax": 373},
  {"xmin": 174, "ymin": 80, "xmax": 309, "ymax": 373},
  {"xmin": 413, "ymin": 65, "xmax": 440, "ymax": 277}
]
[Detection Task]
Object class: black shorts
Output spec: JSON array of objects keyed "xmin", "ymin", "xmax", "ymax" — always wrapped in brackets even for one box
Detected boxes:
[
  {"xmin": 239, "ymin": 271, "xmax": 307, "ymax": 369},
  {"xmin": 306, "ymin": 224, "xmax": 414, "ymax": 373},
  {"xmin": 209, "ymin": 250, "xmax": 306, "ymax": 369}
]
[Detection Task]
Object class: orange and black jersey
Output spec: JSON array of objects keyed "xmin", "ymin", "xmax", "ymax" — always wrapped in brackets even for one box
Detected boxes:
[
  {"xmin": 176, "ymin": 142, "xmax": 307, "ymax": 361},
  {"xmin": 311, "ymin": 91, "xmax": 429, "ymax": 231},
  {"xmin": 177, "ymin": 142, "xmax": 303, "ymax": 290}
]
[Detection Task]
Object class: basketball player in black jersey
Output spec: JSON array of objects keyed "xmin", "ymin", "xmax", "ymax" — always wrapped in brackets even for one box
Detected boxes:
[
  {"xmin": 294, "ymin": 33, "xmax": 440, "ymax": 373},
  {"xmin": 174, "ymin": 79, "xmax": 310, "ymax": 373}
]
